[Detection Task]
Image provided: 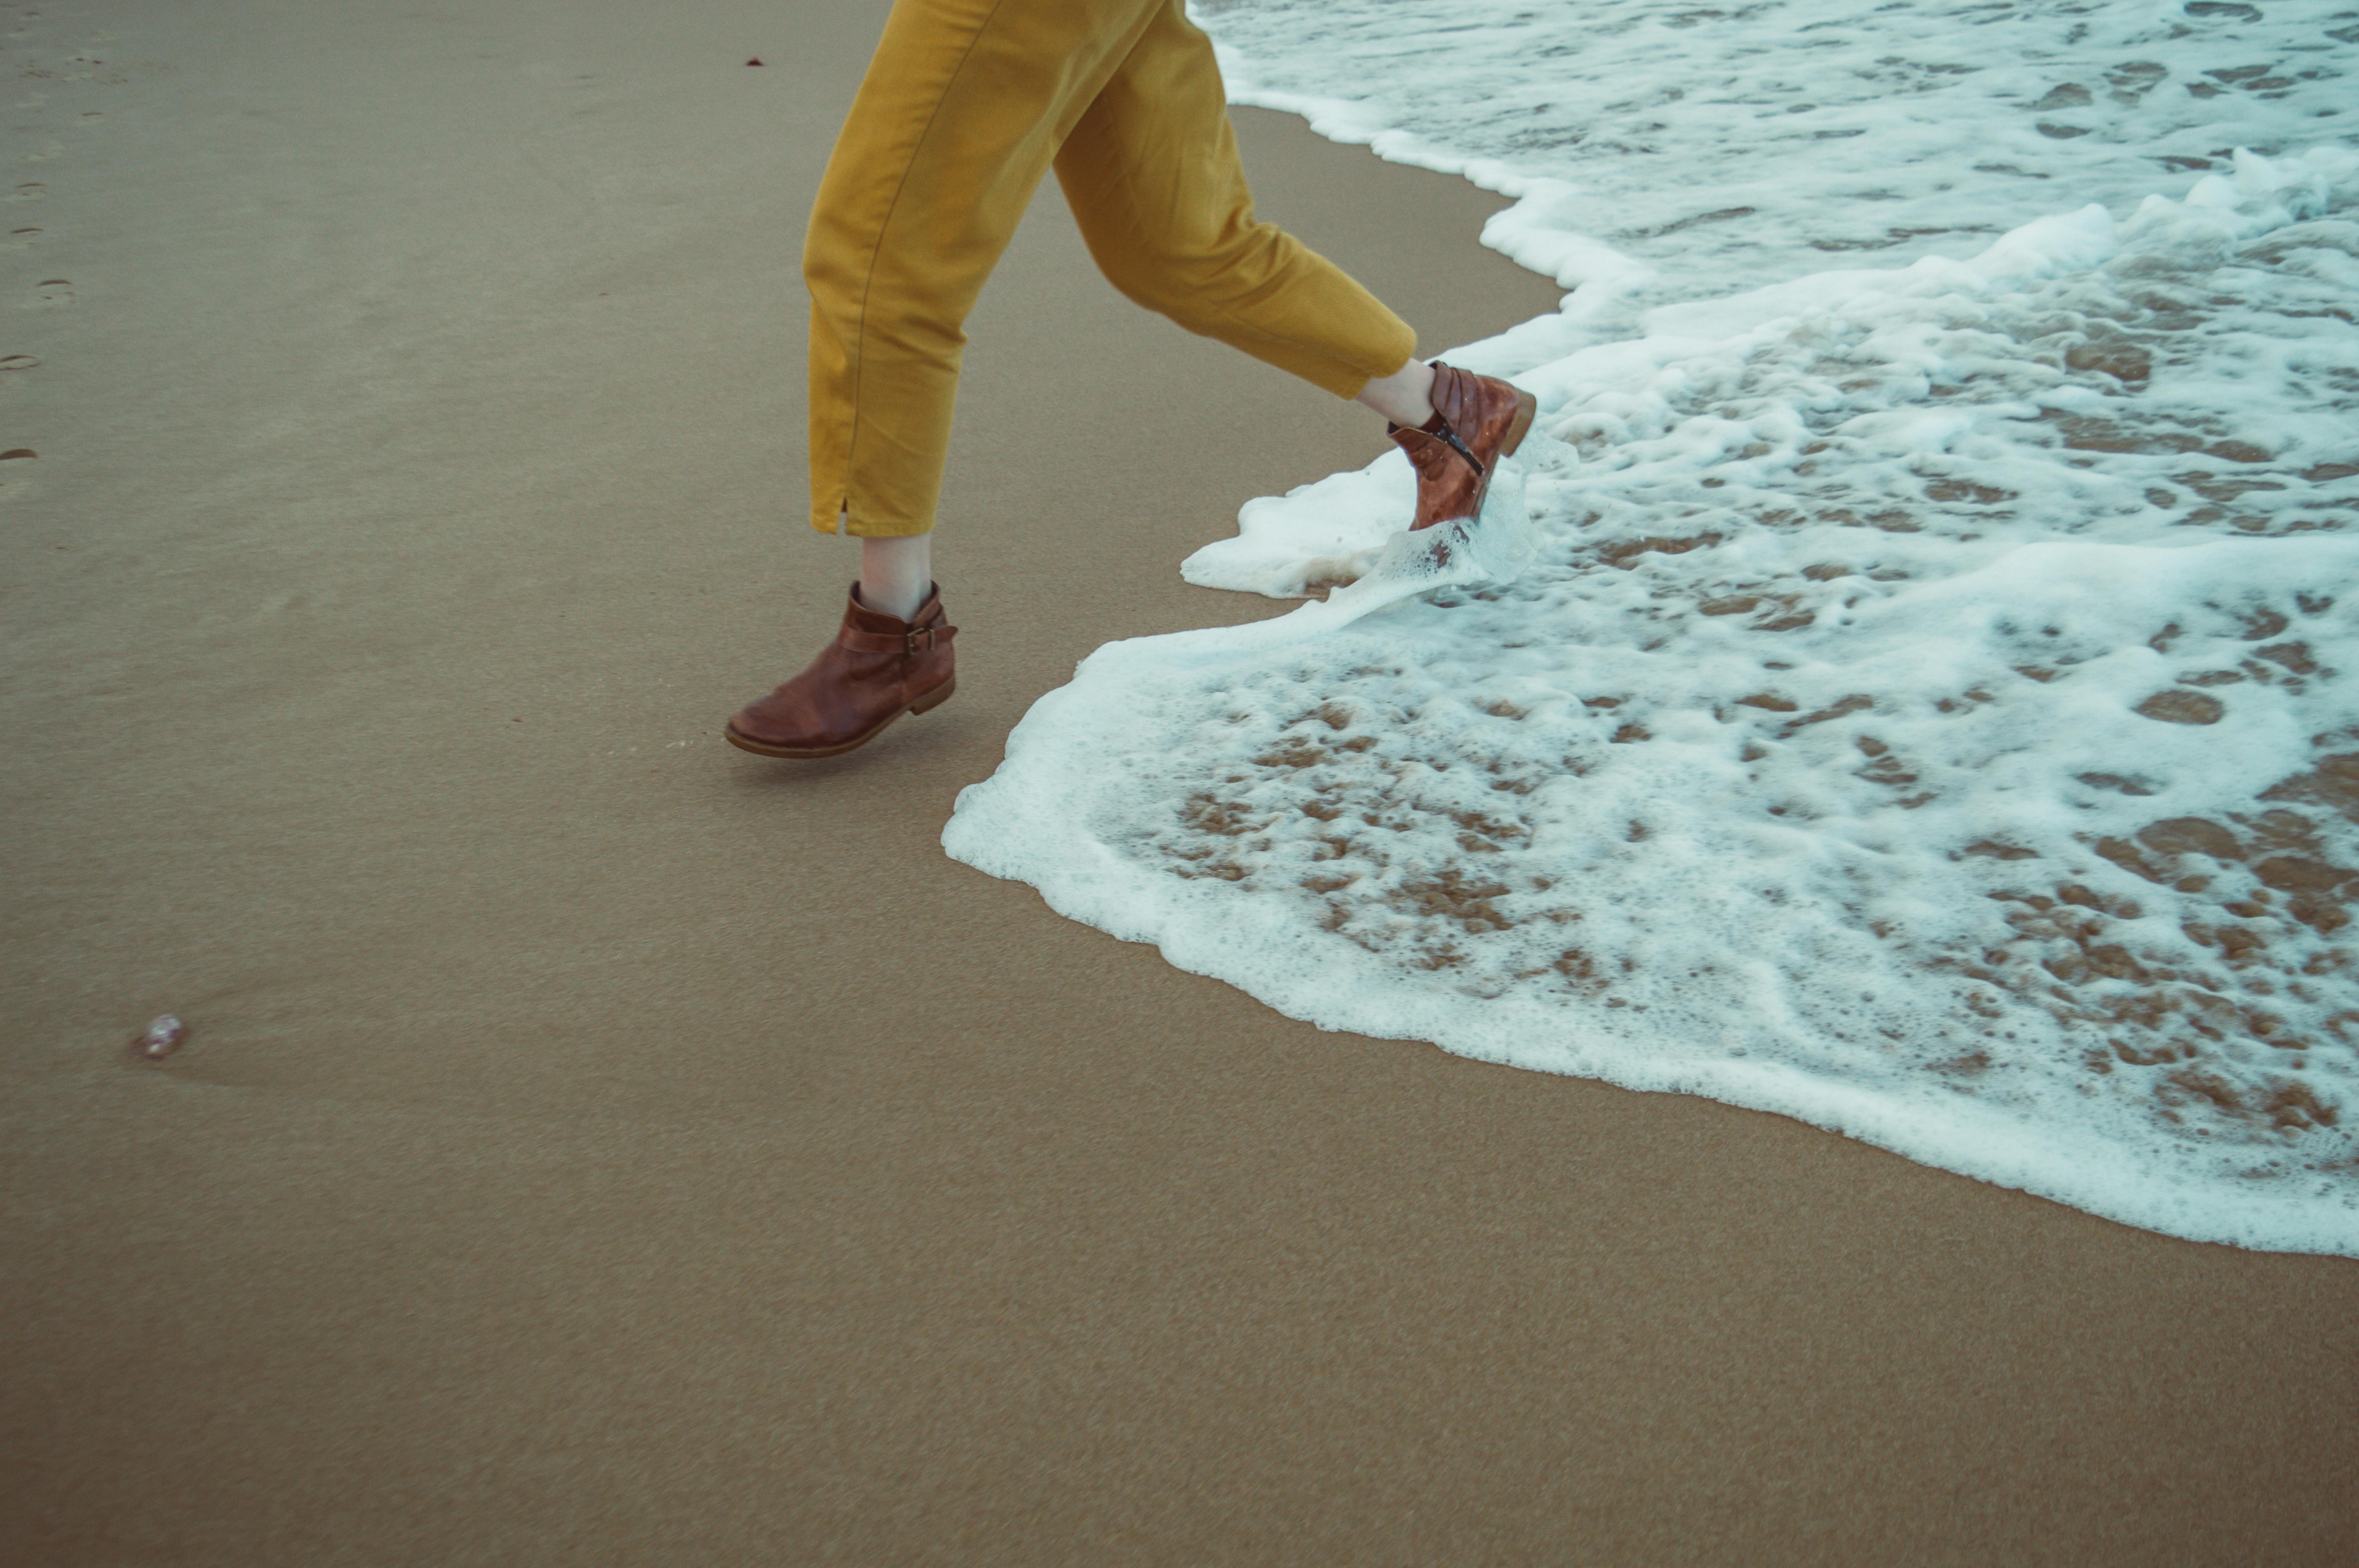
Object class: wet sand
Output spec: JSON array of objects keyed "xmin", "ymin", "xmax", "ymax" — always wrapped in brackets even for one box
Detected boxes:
[{"xmin": 3, "ymin": 2, "xmax": 2354, "ymax": 1562}]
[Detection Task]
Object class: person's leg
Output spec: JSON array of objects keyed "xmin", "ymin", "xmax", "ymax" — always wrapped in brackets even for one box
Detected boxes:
[
  {"xmin": 803, "ymin": 0, "xmax": 1168, "ymax": 541},
  {"xmin": 1053, "ymin": 1, "xmax": 1532, "ymax": 530},
  {"xmin": 1051, "ymin": 0, "xmax": 1418, "ymax": 409},
  {"xmin": 731, "ymin": 0, "xmax": 1168, "ymax": 758}
]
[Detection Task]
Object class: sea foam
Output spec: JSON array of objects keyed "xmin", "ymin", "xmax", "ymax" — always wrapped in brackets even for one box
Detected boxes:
[{"xmin": 947, "ymin": 3, "xmax": 2359, "ymax": 1254}]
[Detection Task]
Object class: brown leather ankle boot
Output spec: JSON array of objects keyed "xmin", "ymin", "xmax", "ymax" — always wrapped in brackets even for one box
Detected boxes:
[
  {"xmin": 725, "ymin": 584, "xmax": 957, "ymax": 759},
  {"xmin": 1387, "ymin": 361, "xmax": 1539, "ymax": 530}
]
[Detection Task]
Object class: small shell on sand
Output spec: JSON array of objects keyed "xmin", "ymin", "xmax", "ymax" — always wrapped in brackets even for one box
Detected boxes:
[{"xmin": 134, "ymin": 1014, "xmax": 188, "ymax": 1060}]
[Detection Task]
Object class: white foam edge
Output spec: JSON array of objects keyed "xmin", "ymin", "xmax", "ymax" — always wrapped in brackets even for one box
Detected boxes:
[{"xmin": 947, "ymin": 694, "xmax": 2357, "ymax": 1256}]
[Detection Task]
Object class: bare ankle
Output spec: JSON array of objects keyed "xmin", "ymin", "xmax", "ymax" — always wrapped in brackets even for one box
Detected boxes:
[
  {"xmin": 857, "ymin": 580, "xmax": 927, "ymax": 621},
  {"xmin": 1355, "ymin": 357, "xmax": 1438, "ymax": 428},
  {"xmin": 857, "ymin": 533, "xmax": 934, "ymax": 621}
]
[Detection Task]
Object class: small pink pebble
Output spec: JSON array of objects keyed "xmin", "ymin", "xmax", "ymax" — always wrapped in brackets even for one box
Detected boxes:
[{"xmin": 134, "ymin": 1014, "xmax": 188, "ymax": 1060}]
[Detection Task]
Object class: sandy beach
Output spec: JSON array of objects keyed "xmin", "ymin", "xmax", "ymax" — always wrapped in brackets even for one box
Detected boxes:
[{"xmin": 4, "ymin": 1, "xmax": 2354, "ymax": 1561}]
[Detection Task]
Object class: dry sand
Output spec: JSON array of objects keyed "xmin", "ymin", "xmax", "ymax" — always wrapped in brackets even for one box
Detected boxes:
[{"xmin": 4, "ymin": 2, "xmax": 2354, "ymax": 1562}]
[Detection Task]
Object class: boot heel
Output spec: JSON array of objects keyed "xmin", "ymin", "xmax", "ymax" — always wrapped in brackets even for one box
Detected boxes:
[
  {"xmin": 909, "ymin": 676, "xmax": 957, "ymax": 715},
  {"xmin": 1499, "ymin": 388, "xmax": 1538, "ymax": 459}
]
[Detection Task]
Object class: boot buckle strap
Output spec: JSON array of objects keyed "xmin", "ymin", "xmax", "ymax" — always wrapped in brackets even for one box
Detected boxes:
[
  {"xmin": 1432, "ymin": 419, "xmax": 1485, "ymax": 478},
  {"xmin": 1392, "ymin": 415, "xmax": 1487, "ymax": 479},
  {"xmin": 837, "ymin": 622, "xmax": 955, "ymax": 656}
]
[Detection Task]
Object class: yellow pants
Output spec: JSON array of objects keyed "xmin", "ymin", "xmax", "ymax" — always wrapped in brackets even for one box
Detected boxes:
[{"xmin": 803, "ymin": 0, "xmax": 1419, "ymax": 537}]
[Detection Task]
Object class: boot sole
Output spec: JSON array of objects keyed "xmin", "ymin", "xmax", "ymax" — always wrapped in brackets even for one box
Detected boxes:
[
  {"xmin": 1413, "ymin": 387, "xmax": 1538, "ymax": 532},
  {"xmin": 723, "ymin": 676, "xmax": 957, "ymax": 760}
]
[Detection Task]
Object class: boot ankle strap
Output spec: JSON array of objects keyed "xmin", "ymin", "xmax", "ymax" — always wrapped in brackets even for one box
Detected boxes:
[
  {"xmin": 1419, "ymin": 363, "xmax": 1488, "ymax": 477},
  {"xmin": 839, "ymin": 620, "xmax": 957, "ymax": 656},
  {"xmin": 1390, "ymin": 414, "xmax": 1485, "ymax": 478},
  {"xmin": 1426, "ymin": 416, "xmax": 1485, "ymax": 477}
]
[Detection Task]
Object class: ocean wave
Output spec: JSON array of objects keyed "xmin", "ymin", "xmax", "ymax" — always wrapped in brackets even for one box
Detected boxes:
[{"xmin": 947, "ymin": 3, "xmax": 2359, "ymax": 1255}]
